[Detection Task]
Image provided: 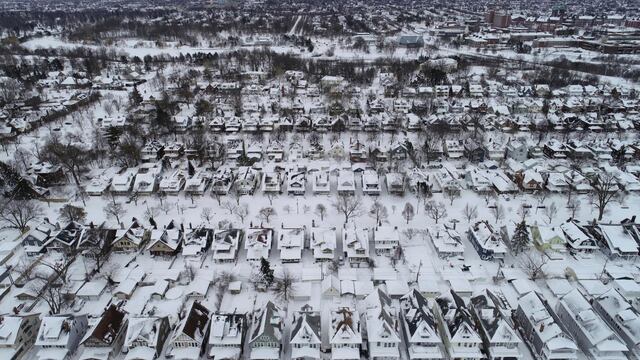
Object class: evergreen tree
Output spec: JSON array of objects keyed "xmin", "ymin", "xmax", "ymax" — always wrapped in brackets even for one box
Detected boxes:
[
  {"xmin": 511, "ymin": 220, "xmax": 530, "ymax": 255},
  {"xmin": 129, "ymin": 86, "xmax": 143, "ymax": 106},
  {"xmin": 260, "ymin": 257, "xmax": 274, "ymax": 286}
]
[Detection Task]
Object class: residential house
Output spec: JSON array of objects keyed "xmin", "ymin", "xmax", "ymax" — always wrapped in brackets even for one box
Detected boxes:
[
  {"xmin": 467, "ymin": 221, "xmax": 507, "ymax": 260},
  {"xmin": 76, "ymin": 222, "xmax": 116, "ymax": 260},
  {"xmin": 287, "ymin": 171, "xmax": 306, "ymax": 196},
  {"xmin": 47, "ymin": 221, "xmax": 83, "ymax": 254},
  {"xmin": 470, "ymin": 292, "xmax": 523, "ymax": 359},
  {"xmin": 146, "ymin": 224, "xmax": 183, "ymax": 257},
  {"xmin": 158, "ymin": 169, "xmax": 186, "ymax": 195},
  {"xmin": 399, "ymin": 289, "xmax": 445, "ymax": 359},
  {"xmin": 434, "ymin": 292, "xmax": 483, "ymax": 360},
  {"xmin": 184, "ymin": 170, "xmax": 211, "ymax": 196},
  {"xmin": 362, "ymin": 170, "xmax": 381, "ymax": 196},
  {"xmin": 530, "ymin": 225, "xmax": 567, "ymax": 254},
  {"xmin": 514, "ymin": 292, "xmax": 578, "ymax": 360},
  {"xmin": 373, "ymin": 226, "xmax": 400, "ymax": 256},
  {"xmin": 122, "ymin": 316, "xmax": 171, "ymax": 359},
  {"xmin": 212, "ymin": 166, "xmax": 235, "ymax": 195},
  {"xmin": 112, "ymin": 220, "xmax": 147, "ymax": 252},
  {"xmin": 212, "ymin": 228, "xmax": 243, "ymax": 263},
  {"xmin": 261, "ymin": 171, "xmax": 282, "ymax": 194},
  {"xmin": 279, "ymin": 227, "xmax": 305, "ymax": 263},
  {"xmin": 245, "ymin": 227, "xmax": 274, "ymax": 261},
  {"xmin": 141, "ymin": 141, "xmax": 164, "ymax": 162},
  {"xmin": 22, "ymin": 219, "xmax": 59, "ymax": 256},
  {"xmin": 464, "ymin": 139, "xmax": 486, "ymax": 163},
  {"xmin": 168, "ymin": 302, "xmax": 210, "ymax": 359},
  {"xmin": 0, "ymin": 314, "xmax": 41, "ymax": 360},
  {"xmin": 385, "ymin": 173, "xmax": 405, "ymax": 195},
  {"xmin": 182, "ymin": 226, "xmax": 211, "ymax": 258},
  {"xmin": 235, "ymin": 166, "xmax": 259, "ymax": 195},
  {"xmin": 555, "ymin": 289, "xmax": 627, "ymax": 359},
  {"xmin": 329, "ymin": 307, "xmax": 362, "ymax": 360},
  {"xmin": 560, "ymin": 221, "xmax": 599, "ymax": 253},
  {"xmin": 79, "ymin": 305, "xmax": 127, "ymax": 360},
  {"xmin": 362, "ymin": 288, "xmax": 402, "ymax": 359},
  {"xmin": 591, "ymin": 223, "xmax": 639, "ymax": 258},
  {"xmin": 34, "ymin": 314, "xmax": 88, "ymax": 360},
  {"xmin": 342, "ymin": 226, "xmax": 370, "ymax": 268},
  {"xmin": 290, "ymin": 305, "xmax": 322, "ymax": 360},
  {"xmin": 249, "ymin": 301, "xmax": 283, "ymax": 360},
  {"xmin": 428, "ymin": 225, "xmax": 465, "ymax": 258},
  {"xmin": 312, "ymin": 170, "xmax": 331, "ymax": 195},
  {"xmin": 592, "ymin": 289, "xmax": 640, "ymax": 357},
  {"xmin": 110, "ymin": 169, "xmax": 136, "ymax": 195},
  {"xmin": 207, "ymin": 313, "xmax": 247, "ymax": 360},
  {"xmin": 337, "ymin": 170, "xmax": 356, "ymax": 196},
  {"xmin": 310, "ymin": 227, "xmax": 336, "ymax": 263}
]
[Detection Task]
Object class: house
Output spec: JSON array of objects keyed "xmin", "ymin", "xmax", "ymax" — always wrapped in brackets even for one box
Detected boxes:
[
  {"xmin": 112, "ymin": 220, "xmax": 147, "ymax": 252},
  {"xmin": 385, "ymin": 173, "xmax": 405, "ymax": 195},
  {"xmin": 290, "ymin": 305, "xmax": 322, "ymax": 360},
  {"xmin": 147, "ymin": 225, "xmax": 183, "ymax": 257},
  {"xmin": 530, "ymin": 225, "xmax": 567, "ymax": 254},
  {"xmin": 22, "ymin": 219, "xmax": 59, "ymax": 256},
  {"xmin": 434, "ymin": 292, "xmax": 483, "ymax": 360},
  {"xmin": 212, "ymin": 228, "xmax": 242, "ymax": 263},
  {"xmin": 329, "ymin": 307, "xmax": 362, "ymax": 360},
  {"xmin": 560, "ymin": 221, "xmax": 599, "ymax": 252},
  {"xmin": 555, "ymin": 289, "xmax": 628, "ymax": 359},
  {"xmin": 444, "ymin": 140, "xmax": 464, "ymax": 159},
  {"xmin": 373, "ymin": 226, "xmax": 400, "ymax": 255},
  {"xmin": 592, "ymin": 289, "xmax": 640, "ymax": 356},
  {"xmin": 428, "ymin": 225, "xmax": 465, "ymax": 258},
  {"xmin": 35, "ymin": 314, "xmax": 88, "ymax": 360},
  {"xmin": 261, "ymin": 171, "xmax": 282, "ymax": 194},
  {"xmin": 47, "ymin": 221, "xmax": 83, "ymax": 254},
  {"xmin": 279, "ymin": 227, "xmax": 305, "ymax": 263},
  {"xmin": 514, "ymin": 292, "xmax": 578, "ymax": 360},
  {"xmin": 186, "ymin": 278, "xmax": 211, "ymax": 300},
  {"xmin": 168, "ymin": 302, "xmax": 210, "ymax": 359},
  {"xmin": 207, "ymin": 313, "xmax": 247, "ymax": 360},
  {"xmin": 110, "ymin": 169, "xmax": 136, "ymax": 195},
  {"xmin": 399, "ymin": 289, "xmax": 445, "ymax": 359},
  {"xmin": 28, "ymin": 162, "xmax": 66, "ymax": 187},
  {"xmin": 76, "ymin": 279, "xmax": 108, "ymax": 301},
  {"xmin": 235, "ymin": 166, "xmax": 259, "ymax": 195},
  {"xmin": 0, "ymin": 314, "xmax": 41, "ymax": 360},
  {"xmin": 362, "ymin": 170, "xmax": 381, "ymax": 196},
  {"xmin": 464, "ymin": 139, "xmax": 486, "ymax": 163},
  {"xmin": 591, "ymin": 223, "xmax": 639, "ymax": 258},
  {"xmin": 310, "ymin": 227, "xmax": 336, "ymax": 262},
  {"xmin": 287, "ymin": 171, "xmax": 306, "ymax": 196},
  {"xmin": 342, "ymin": 226, "xmax": 370, "ymax": 267},
  {"xmin": 141, "ymin": 141, "xmax": 164, "ymax": 162},
  {"xmin": 76, "ymin": 222, "xmax": 116, "ymax": 259},
  {"xmin": 182, "ymin": 226, "xmax": 211, "ymax": 258},
  {"xmin": 249, "ymin": 301, "xmax": 282, "ymax": 360},
  {"xmin": 543, "ymin": 140, "xmax": 569, "ymax": 159},
  {"xmin": 517, "ymin": 169, "xmax": 544, "ymax": 191},
  {"xmin": 470, "ymin": 292, "xmax": 523, "ymax": 359},
  {"xmin": 397, "ymin": 34, "xmax": 425, "ymax": 48},
  {"xmin": 211, "ymin": 166, "xmax": 235, "ymax": 195},
  {"xmin": 362, "ymin": 288, "xmax": 402, "ymax": 359},
  {"xmin": 122, "ymin": 316, "xmax": 171, "ymax": 359},
  {"xmin": 184, "ymin": 170, "xmax": 211, "ymax": 196},
  {"xmin": 337, "ymin": 170, "xmax": 356, "ymax": 196},
  {"xmin": 467, "ymin": 221, "xmax": 507, "ymax": 260},
  {"xmin": 79, "ymin": 305, "xmax": 127, "ymax": 360},
  {"xmin": 245, "ymin": 227, "xmax": 274, "ymax": 261},
  {"xmin": 158, "ymin": 169, "xmax": 186, "ymax": 195},
  {"xmin": 312, "ymin": 170, "xmax": 331, "ymax": 195}
]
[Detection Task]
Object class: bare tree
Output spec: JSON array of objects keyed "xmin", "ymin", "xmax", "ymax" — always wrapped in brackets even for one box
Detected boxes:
[
  {"xmin": 333, "ymin": 194, "xmax": 364, "ymax": 223},
  {"xmin": 544, "ymin": 202, "xmax": 558, "ymax": 224},
  {"xmin": 369, "ymin": 199, "xmax": 389, "ymax": 224},
  {"xmin": 592, "ymin": 173, "xmax": 618, "ymax": 220},
  {"xmin": 315, "ymin": 203, "xmax": 327, "ymax": 221},
  {"xmin": 444, "ymin": 189, "xmax": 460, "ymax": 206},
  {"xmin": 221, "ymin": 201, "xmax": 237, "ymax": 215},
  {"xmin": 491, "ymin": 204, "xmax": 505, "ymax": 224},
  {"xmin": 58, "ymin": 204, "xmax": 87, "ymax": 223},
  {"xmin": 568, "ymin": 199, "xmax": 579, "ymax": 219},
  {"xmin": 520, "ymin": 251, "xmax": 549, "ymax": 280},
  {"xmin": 0, "ymin": 200, "xmax": 43, "ymax": 232},
  {"xmin": 402, "ymin": 202, "xmax": 415, "ymax": 224},
  {"xmin": 258, "ymin": 207, "xmax": 277, "ymax": 223},
  {"xmin": 402, "ymin": 228, "xmax": 419, "ymax": 242},
  {"xmin": 266, "ymin": 192, "xmax": 278, "ymax": 206},
  {"xmin": 42, "ymin": 136, "xmax": 92, "ymax": 187},
  {"xmin": 463, "ymin": 203, "xmax": 478, "ymax": 222},
  {"xmin": 273, "ymin": 269, "xmax": 296, "ymax": 302},
  {"xmin": 425, "ymin": 200, "xmax": 447, "ymax": 224},
  {"xmin": 211, "ymin": 191, "xmax": 222, "ymax": 206},
  {"xmin": 103, "ymin": 201, "xmax": 125, "ymax": 225},
  {"xmin": 200, "ymin": 207, "xmax": 213, "ymax": 223},
  {"xmin": 235, "ymin": 204, "xmax": 249, "ymax": 223}
]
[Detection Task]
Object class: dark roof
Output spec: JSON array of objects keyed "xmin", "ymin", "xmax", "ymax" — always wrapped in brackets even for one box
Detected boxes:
[
  {"xmin": 401, "ymin": 289, "xmax": 437, "ymax": 336},
  {"xmin": 251, "ymin": 301, "xmax": 281, "ymax": 342},
  {"xmin": 182, "ymin": 301, "xmax": 210, "ymax": 340},
  {"xmin": 85, "ymin": 305, "xmax": 126, "ymax": 346},
  {"xmin": 290, "ymin": 305, "xmax": 321, "ymax": 341}
]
